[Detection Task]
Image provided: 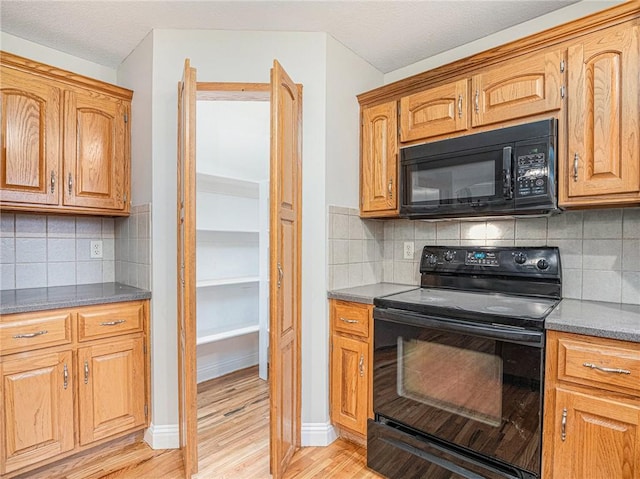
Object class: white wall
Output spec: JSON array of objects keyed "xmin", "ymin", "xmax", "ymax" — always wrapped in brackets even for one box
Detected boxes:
[
  {"xmin": 1, "ymin": 31, "xmax": 117, "ymax": 83},
  {"xmin": 384, "ymin": 1, "xmax": 624, "ymax": 84}
]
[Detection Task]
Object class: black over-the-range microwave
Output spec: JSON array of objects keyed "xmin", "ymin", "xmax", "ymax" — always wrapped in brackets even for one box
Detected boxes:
[{"xmin": 400, "ymin": 118, "xmax": 558, "ymax": 219}]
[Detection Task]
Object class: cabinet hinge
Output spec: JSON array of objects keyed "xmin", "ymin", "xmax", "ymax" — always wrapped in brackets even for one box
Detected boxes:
[
  {"xmin": 124, "ymin": 192, "xmax": 128, "ymax": 203},
  {"xmin": 561, "ymin": 85, "xmax": 566, "ymax": 99},
  {"xmin": 124, "ymin": 113, "xmax": 128, "ymax": 123},
  {"xmin": 144, "ymin": 404, "xmax": 148, "ymax": 417},
  {"xmin": 560, "ymin": 60, "xmax": 565, "ymax": 73}
]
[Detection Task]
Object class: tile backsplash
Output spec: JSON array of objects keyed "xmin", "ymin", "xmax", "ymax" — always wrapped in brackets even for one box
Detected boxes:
[
  {"xmin": 0, "ymin": 213, "xmax": 115, "ymax": 289},
  {"xmin": 328, "ymin": 206, "xmax": 640, "ymax": 305},
  {"xmin": 114, "ymin": 204, "xmax": 152, "ymax": 290}
]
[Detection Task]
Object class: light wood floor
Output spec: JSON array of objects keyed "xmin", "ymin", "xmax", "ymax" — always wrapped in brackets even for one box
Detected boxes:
[{"xmin": 16, "ymin": 366, "xmax": 383, "ymax": 479}]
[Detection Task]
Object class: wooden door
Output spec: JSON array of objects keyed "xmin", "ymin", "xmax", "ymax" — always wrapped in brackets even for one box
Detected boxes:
[
  {"xmin": 0, "ymin": 66, "xmax": 61, "ymax": 205},
  {"xmin": 177, "ymin": 59, "xmax": 198, "ymax": 478},
  {"xmin": 77, "ymin": 337, "xmax": 146, "ymax": 445},
  {"xmin": 361, "ymin": 101, "xmax": 398, "ymax": 216},
  {"xmin": 471, "ymin": 49, "xmax": 562, "ymax": 127},
  {"xmin": 330, "ymin": 334, "xmax": 369, "ymax": 435},
  {"xmin": 552, "ymin": 387, "xmax": 640, "ymax": 479},
  {"xmin": 63, "ymin": 88, "xmax": 126, "ymax": 211},
  {"xmin": 0, "ymin": 350, "xmax": 74, "ymax": 475},
  {"xmin": 400, "ymin": 79, "xmax": 469, "ymax": 142},
  {"xmin": 269, "ymin": 60, "xmax": 302, "ymax": 479},
  {"xmin": 566, "ymin": 23, "xmax": 640, "ymax": 202}
]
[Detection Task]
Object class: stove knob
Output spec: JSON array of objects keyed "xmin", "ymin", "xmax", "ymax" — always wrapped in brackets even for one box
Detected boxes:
[
  {"xmin": 537, "ymin": 259, "xmax": 549, "ymax": 270},
  {"xmin": 514, "ymin": 252, "xmax": 527, "ymax": 265},
  {"xmin": 443, "ymin": 251, "xmax": 455, "ymax": 262},
  {"xmin": 426, "ymin": 254, "xmax": 437, "ymax": 266}
]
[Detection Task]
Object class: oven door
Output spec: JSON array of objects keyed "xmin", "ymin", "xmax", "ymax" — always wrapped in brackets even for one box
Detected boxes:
[{"xmin": 373, "ymin": 307, "xmax": 544, "ymax": 475}]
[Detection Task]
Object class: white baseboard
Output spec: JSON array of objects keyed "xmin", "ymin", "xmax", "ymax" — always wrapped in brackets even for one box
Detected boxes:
[
  {"xmin": 197, "ymin": 351, "xmax": 258, "ymax": 383},
  {"xmin": 144, "ymin": 421, "xmax": 336, "ymax": 450},
  {"xmin": 301, "ymin": 422, "xmax": 338, "ymax": 447},
  {"xmin": 144, "ymin": 423, "xmax": 180, "ymax": 449}
]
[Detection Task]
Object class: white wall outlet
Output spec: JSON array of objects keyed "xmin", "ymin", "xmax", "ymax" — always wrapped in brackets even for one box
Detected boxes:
[
  {"xmin": 90, "ymin": 240, "xmax": 103, "ymax": 259},
  {"xmin": 403, "ymin": 241, "xmax": 414, "ymax": 260}
]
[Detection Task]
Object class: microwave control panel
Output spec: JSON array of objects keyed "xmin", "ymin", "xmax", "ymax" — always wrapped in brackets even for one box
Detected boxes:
[{"xmin": 516, "ymin": 151, "xmax": 548, "ymax": 198}]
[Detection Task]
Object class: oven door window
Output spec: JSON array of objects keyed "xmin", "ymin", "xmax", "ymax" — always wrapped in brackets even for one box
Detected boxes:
[
  {"xmin": 398, "ymin": 338, "xmax": 503, "ymax": 427},
  {"xmin": 374, "ymin": 318, "xmax": 543, "ymax": 474}
]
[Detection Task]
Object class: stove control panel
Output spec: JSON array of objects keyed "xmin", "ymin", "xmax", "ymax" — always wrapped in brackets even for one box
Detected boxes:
[{"xmin": 420, "ymin": 245, "xmax": 561, "ymax": 278}]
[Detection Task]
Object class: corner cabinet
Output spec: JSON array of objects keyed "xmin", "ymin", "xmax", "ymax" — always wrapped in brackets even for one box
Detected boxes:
[
  {"xmin": 542, "ymin": 330, "xmax": 640, "ymax": 479},
  {"xmin": 0, "ymin": 300, "xmax": 150, "ymax": 478},
  {"xmin": 562, "ymin": 21, "xmax": 640, "ymax": 207},
  {"xmin": 360, "ymin": 101, "xmax": 399, "ymax": 217},
  {"xmin": 330, "ymin": 299, "xmax": 373, "ymax": 444},
  {"xmin": 0, "ymin": 51, "xmax": 132, "ymax": 216}
]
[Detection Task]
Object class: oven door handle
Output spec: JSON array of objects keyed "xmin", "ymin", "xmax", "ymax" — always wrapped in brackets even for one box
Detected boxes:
[{"xmin": 375, "ymin": 308, "xmax": 544, "ymax": 346}]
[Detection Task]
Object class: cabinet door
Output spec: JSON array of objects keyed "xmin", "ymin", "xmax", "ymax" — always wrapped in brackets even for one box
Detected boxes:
[
  {"xmin": 361, "ymin": 101, "xmax": 398, "ymax": 216},
  {"xmin": 63, "ymin": 89, "xmax": 127, "ymax": 211},
  {"xmin": 400, "ymin": 79, "xmax": 469, "ymax": 142},
  {"xmin": 552, "ymin": 387, "xmax": 640, "ymax": 479},
  {"xmin": 0, "ymin": 66, "xmax": 61, "ymax": 205},
  {"xmin": 565, "ymin": 23, "xmax": 640, "ymax": 203},
  {"xmin": 331, "ymin": 334, "xmax": 369, "ymax": 435},
  {"xmin": 1, "ymin": 350, "xmax": 74, "ymax": 475},
  {"xmin": 472, "ymin": 49, "xmax": 563, "ymax": 127},
  {"xmin": 77, "ymin": 336, "xmax": 146, "ymax": 445}
]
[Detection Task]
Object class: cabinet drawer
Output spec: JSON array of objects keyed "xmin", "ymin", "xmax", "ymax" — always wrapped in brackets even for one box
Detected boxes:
[
  {"xmin": 558, "ymin": 336, "xmax": 640, "ymax": 395},
  {"xmin": 332, "ymin": 301, "xmax": 371, "ymax": 338},
  {"xmin": 0, "ymin": 311, "xmax": 72, "ymax": 355},
  {"xmin": 78, "ymin": 301, "xmax": 145, "ymax": 341}
]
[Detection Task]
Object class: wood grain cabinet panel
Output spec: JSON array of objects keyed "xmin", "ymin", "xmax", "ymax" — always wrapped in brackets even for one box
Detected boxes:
[
  {"xmin": 77, "ymin": 301, "xmax": 145, "ymax": 341},
  {"xmin": 0, "ymin": 310, "xmax": 72, "ymax": 355},
  {"xmin": 63, "ymin": 89, "xmax": 127, "ymax": 211},
  {"xmin": 0, "ymin": 51, "xmax": 132, "ymax": 216},
  {"xmin": 400, "ymin": 79, "xmax": 469, "ymax": 142},
  {"xmin": 0, "ymin": 66, "xmax": 61, "ymax": 206},
  {"xmin": 77, "ymin": 336, "xmax": 146, "ymax": 445},
  {"xmin": 0, "ymin": 350, "xmax": 74, "ymax": 475},
  {"xmin": 329, "ymin": 299, "xmax": 373, "ymax": 442},
  {"xmin": 361, "ymin": 101, "xmax": 398, "ymax": 217},
  {"xmin": 543, "ymin": 330, "xmax": 640, "ymax": 478},
  {"xmin": 471, "ymin": 49, "xmax": 563, "ymax": 127},
  {"xmin": 563, "ymin": 22, "xmax": 640, "ymax": 206}
]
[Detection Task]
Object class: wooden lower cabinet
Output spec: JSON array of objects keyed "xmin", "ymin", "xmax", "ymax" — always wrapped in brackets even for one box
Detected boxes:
[
  {"xmin": 329, "ymin": 299, "xmax": 373, "ymax": 443},
  {"xmin": 0, "ymin": 300, "xmax": 149, "ymax": 478},
  {"xmin": 78, "ymin": 336, "xmax": 146, "ymax": 445},
  {"xmin": 0, "ymin": 350, "xmax": 74, "ymax": 474},
  {"xmin": 543, "ymin": 330, "xmax": 640, "ymax": 479}
]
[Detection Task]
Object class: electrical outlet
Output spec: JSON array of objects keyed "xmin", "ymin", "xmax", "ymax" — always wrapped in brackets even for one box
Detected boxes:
[
  {"xmin": 403, "ymin": 241, "xmax": 414, "ymax": 260},
  {"xmin": 90, "ymin": 240, "xmax": 103, "ymax": 259}
]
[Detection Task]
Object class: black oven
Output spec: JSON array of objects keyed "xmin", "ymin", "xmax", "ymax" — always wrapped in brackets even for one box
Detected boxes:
[
  {"xmin": 368, "ymin": 246, "xmax": 561, "ymax": 479},
  {"xmin": 400, "ymin": 119, "xmax": 557, "ymax": 219}
]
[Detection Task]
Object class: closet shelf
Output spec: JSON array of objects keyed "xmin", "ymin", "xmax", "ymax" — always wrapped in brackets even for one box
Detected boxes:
[
  {"xmin": 197, "ymin": 324, "xmax": 259, "ymax": 345},
  {"xmin": 197, "ymin": 277, "xmax": 260, "ymax": 288},
  {"xmin": 196, "ymin": 172, "xmax": 260, "ymax": 198},
  {"xmin": 196, "ymin": 228, "xmax": 259, "ymax": 235}
]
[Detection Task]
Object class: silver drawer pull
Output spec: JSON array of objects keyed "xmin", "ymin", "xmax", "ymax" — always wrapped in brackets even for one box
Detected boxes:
[
  {"xmin": 583, "ymin": 362, "xmax": 631, "ymax": 375},
  {"xmin": 13, "ymin": 330, "xmax": 48, "ymax": 339},
  {"xmin": 100, "ymin": 319, "xmax": 126, "ymax": 326},
  {"xmin": 340, "ymin": 317, "xmax": 359, "ymax": 324}
]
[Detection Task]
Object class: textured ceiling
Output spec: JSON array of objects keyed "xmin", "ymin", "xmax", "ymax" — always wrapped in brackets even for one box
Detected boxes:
[{"xmin": 0, "ymin": 1, "xmax": 604, "ymax": 73}]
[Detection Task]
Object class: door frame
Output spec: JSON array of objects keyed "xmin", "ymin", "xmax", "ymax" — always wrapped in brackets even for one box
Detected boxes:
[{"xmin": 177, "ymin": 72, "xmax": 302, "ymax": 478}]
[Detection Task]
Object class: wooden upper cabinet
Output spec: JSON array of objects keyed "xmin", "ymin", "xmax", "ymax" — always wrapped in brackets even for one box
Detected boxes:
[
  {"xmin": 563, "ymin": 22, "xmax": 640, "ymax": 206},
  {"xmin": 472, "ymin": 49, "xmax": 563, "ymax": 127},
  {"xmin": 0, "ymin": 51, "xmax": 132, "ymax": 216},
  {"xmin": 361, "ymin": 100, "xmax": 398, "ymax": 217},
  {"xmin": 0, "ymin": 66, "xmax": 61, "ymax": 206},
  {"xmin": 400, "ymin": 79, "xmax": 468, "ymax": 142},
  {"xmin": 63, "ymin": 89, "xmax": 126, "ymax": 210}
]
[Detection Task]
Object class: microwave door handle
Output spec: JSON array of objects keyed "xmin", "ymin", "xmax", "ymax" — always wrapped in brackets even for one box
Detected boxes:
[{"xmin": 502, "ymin": 146, "xmax": 513, "ymax": 199}]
